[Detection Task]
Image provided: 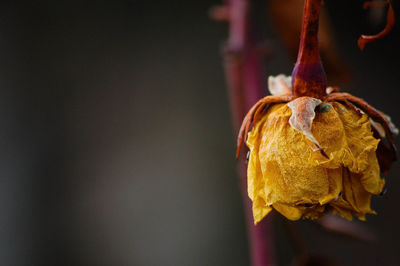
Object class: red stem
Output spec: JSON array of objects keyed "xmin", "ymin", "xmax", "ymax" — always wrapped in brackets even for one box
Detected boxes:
[
  {"xmin": 292, "ymin": 0, "xmax": 327, "ymax": 99},
  {"xmin": 221, "ymin": 0, "xmax": 276, "ymax": 265}
]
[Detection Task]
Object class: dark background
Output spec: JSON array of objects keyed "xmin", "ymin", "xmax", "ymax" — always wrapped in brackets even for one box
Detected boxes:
[{"xmin": 1, "ymin": 1, "xmax": 399, "ymax": 265}]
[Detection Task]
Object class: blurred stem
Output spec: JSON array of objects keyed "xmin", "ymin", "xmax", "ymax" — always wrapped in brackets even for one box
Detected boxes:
[
  {"xmin": 216, "ymin": 0, "xmax": 276, "ymax": 265},
  {"xmin": 282, "ymin": 220, "xmax": 307, "ymax": 256}
]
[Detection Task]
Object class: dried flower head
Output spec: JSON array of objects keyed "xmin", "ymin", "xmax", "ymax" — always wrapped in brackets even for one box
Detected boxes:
[
  {"xmin": 236, "ymin": 0, "xmax": 397, "ymax": 224},
  {"xmin": 242, "ymin": 75, "xmax": 397, "ymax": 223}
]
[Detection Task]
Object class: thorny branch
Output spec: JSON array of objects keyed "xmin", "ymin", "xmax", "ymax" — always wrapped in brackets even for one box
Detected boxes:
[{"xmin": 211, "ymin": 0, "xmax": 276, "ymax": 265}]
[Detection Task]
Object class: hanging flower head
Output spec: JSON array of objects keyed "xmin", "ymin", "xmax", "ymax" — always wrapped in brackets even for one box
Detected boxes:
[{"xmin": 237, "ymin": 0, "xmax": 397, "ymax": 224}]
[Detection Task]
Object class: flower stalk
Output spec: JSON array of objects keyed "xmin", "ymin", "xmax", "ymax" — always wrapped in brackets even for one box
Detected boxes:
[{"xmin": 292, "ymin": 0, "xmax": 327, "ymax": 99}]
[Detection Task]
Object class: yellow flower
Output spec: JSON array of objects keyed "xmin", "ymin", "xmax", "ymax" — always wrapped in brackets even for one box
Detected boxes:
[
  {"xmin": 244, "ymin": 76, "xmax": 391, "ymax": 224},
  {"xmin": 234, "ymin": 0, "xmax": 397, "ymax": 226}
]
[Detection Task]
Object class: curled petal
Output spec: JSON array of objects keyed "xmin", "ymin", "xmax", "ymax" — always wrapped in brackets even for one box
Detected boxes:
[
  {"xmin": 382, "ymin": 113, "xmax": 399, "ymax": 136},
  {"xmin": 370, "ymin": 119, "xmax": 397, "ymax": 175},
  {"xmin": 325, "ymin": 92, "xmax": 396, "ymax": 151},
  {"xmin": 288, "ymin": 97, "xmax": 328, "ymax": 158},
  {"xmin": 326, "ymin": 86, "xmax": 340, "ymax": 95},
  {"xmin": 268, "ymin": 74, "xmax": 292, "ymax": 96},
  {"xmin": 342, "ymin": 100, "xmax": 396, "ymax": 175},
  {"xmin": 326, "ymin": 92, "xmax": 397, "ymax": 175}
]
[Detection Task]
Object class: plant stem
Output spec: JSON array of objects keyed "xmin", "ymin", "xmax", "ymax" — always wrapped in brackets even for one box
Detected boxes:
[
  {"xmin": 216, "ymin": 0, "xmax": 276, "ymax": 265},
  {"xmin": 292, "ymin": 0, "xmax": 327, "ymax": 99}
]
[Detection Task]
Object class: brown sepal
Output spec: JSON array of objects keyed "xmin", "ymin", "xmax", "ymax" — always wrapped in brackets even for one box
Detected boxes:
[{"xmin": 236, "ymin": 94, "xmax": 292, "ymax": 158}]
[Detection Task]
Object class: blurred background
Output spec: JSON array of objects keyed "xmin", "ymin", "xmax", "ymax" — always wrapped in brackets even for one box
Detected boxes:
[{"xmin": 1, "ymin": 0, "xmax": 399, "ymax": 265}]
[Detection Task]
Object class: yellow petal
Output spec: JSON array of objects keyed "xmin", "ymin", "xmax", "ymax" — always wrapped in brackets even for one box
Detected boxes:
[
  {"xmin": 247, "ymin": 115, "xmax": 271, "ymax": 224},
  {"xmin": 309, "ymin": 102, "xmax": 349, "ymax": 168},
  {"xmin": 359, "ymin": 152, "xmax": 385, "ymax": 195},
  {"xmin": 318, "ymin": 168, "xmax": 343, "ymax": 205},
  {"xmin": 246, "ymin": 101, "xmax": 384, "ymax": 222},
  {"xmin": 256, "ymin": 104, "xmax": 336, "ymax": 206},
  {"xmin": 273, "ymin": 202, "xmax": 303, "ymax": 221},
  {"xmin": 333, "ymin": 102, "xmax": 380, "ymax": 174},
  {"xmin": 252, "ymin": 198, "xmax": 273, "ymax": 225},
  {"xmin": 342, "ymin": 168, "xmax": 376, "ymax": 220},
  {"xmin": 331, "ymin": 203, "xmax": 354, "ymax": 221}
]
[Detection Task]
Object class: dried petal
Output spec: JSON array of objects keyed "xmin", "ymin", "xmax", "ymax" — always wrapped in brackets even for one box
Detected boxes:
[
  {"xmin": 383, "ymin": 113, "xmax": 399, "ymax": 136},
  {"xmin": 247, "ymin": 116, "xmax": 273, "ymax": 224},
  {"xmin": 246, "ymin": 102, "xmax": 384, "ymax": 223},
  {"xmin": 268, "ymin": 74, "xmax": 292, "ymax": 96},
  {"xmin": 288, "ymin": 97, "xmax": 327, "ymax": 158}
]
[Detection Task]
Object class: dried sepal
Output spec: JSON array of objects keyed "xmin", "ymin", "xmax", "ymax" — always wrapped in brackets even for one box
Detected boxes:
[
  {"xmin": 236, "ymin": 94, "xmax": 292, "ymax": 158},
  {"xmin": 383, "ymin": 113, "xmax": 399, "ymax": 136},
  {"xmin": 370, "ymin": 113, "xmax": 399, "ymax": 138},
  {"xmin": 371, "ymin": 118, "xmax": 398, "ymax": 175}
]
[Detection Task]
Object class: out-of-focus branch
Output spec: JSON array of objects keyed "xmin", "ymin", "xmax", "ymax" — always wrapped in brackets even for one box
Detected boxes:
[
  {"xmin": 282, "ymin": 220, "xmax": 307, "ymax": 256},
  {"xmin": 211, "ymin": 1, "xmax": 276, "ymax": 265},
  {"xmin": 317, "ymin": 214, "xmax": 377, "ymax": 243},
  {"xmin": 281, "ymin": 218, "xmax": 340, "ymax": 266}
]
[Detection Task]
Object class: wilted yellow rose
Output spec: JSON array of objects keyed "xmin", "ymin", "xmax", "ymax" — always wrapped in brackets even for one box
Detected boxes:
[{"xmin": 246, "ymin": 99, "xmax": 385, "ymax": 224}]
